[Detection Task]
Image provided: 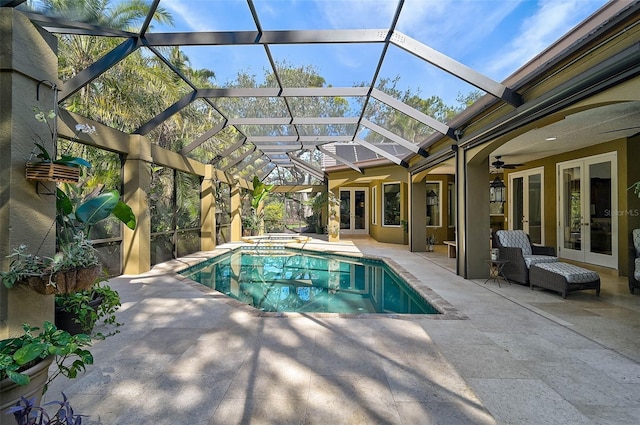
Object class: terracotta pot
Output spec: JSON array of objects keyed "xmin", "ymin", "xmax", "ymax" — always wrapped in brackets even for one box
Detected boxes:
[{"xmin": 0, "ymin": 356, "xmax": 54, "ymax": 414}]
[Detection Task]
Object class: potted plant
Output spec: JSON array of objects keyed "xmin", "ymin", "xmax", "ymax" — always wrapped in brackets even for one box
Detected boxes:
[
  {"xmin": 25, "ymin": 109, "xmax": 93, "ymax": 184},
  {"xmin": 1, "ymin": 186, "xmax": 136, "ymax": 295},
  {"xmin": 52, "ymin": 187, "xmax": 131, "ymax": 337},
  {"xmin": 241, "ymin": 215, "xmax": 260, "ymax": 237},
  {"xmin": 0, "ymin": 233, "xmax": 99, "ymax": 295},
  {"xmin": 0, "ymin": 322, "xmax": 93, "ymax": 414},
  {"xmin": 55, "ymin": 280, "xmax": 122, "ymax": 339}
]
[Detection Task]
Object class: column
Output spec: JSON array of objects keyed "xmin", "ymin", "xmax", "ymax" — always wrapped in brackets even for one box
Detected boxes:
[
  {"xmin": 230, "ymin": 182, "xmax": 242, "ymax": 241},
  {"xmin": 410, "ymin": 179, "xmax": 427, "ymax": 251},
  {"xmin": 200, "ymin": 164, "xmax": 217, "ymax": 251},
  {"xmin": 1, "ymin": 10, "xmax": 60, "ymax": 336},
  {"xmin": 122, "ymin": 135, "xmax": 151, "ymax": 274},
  {"xmin": 457, "ymin": 147, "xmax": 491, "ymax": 279}
]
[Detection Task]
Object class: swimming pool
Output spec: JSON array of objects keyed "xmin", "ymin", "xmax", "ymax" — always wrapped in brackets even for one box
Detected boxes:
[{"xmin": 180, "ymin": 247, "xmax": 439, "ymax": 315}]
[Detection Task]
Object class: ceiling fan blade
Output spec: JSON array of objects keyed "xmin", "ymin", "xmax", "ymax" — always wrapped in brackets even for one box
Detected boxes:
[{"xmin": 502, "ymin": 164, "xmax": 517, "ymax": 169}]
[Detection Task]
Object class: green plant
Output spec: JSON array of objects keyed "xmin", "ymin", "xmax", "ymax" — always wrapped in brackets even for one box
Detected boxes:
[
  {"xmin": 264, "ymin": 202, "xmax": 284, "ymax": 232},
  {"xmin": 0, "ymin": 233, "xmax": 98, "ymax": 290},
  {"xmin": 53, "ymin": 233, "xmax": 99, "ymax": 271},
  {"xmin": 3, "ymin": 125, "xmax": 135, "ymax": 293},
  {"xmin": 0, "ymin": 246, "xmax": 49, "ymax": 289},
  {"xmin": 250, "ymin": 175, "xmax": 275, "ymax": 210},
  {"xmin": 0, "ymin": 322, "xmax": 93, "ymax": 392},
  {"xmin": 244, "ymin": 176, "xmax": 275, "ymax": 235},
  {"xmin": 55, "ymin": 281, "xmax": 122, "ymax": 339},
  {"xmin": 56, "ymin": 186, "xmax": 136, "ymax": 243},
  {"xmin": 31, "ymin": 108, "xmax": 92, "ymax": 170}
]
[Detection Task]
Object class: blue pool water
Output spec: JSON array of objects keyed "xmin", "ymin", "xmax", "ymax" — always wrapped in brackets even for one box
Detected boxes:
[{"xmin": 180, "ymin": 248, "xmax": 439, "ymax": 314}]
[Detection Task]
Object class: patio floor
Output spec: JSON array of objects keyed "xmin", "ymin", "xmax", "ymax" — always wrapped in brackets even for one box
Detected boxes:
[{"xmin": 45, "ymin": 237, "xmax": 640, "ymax": 424}]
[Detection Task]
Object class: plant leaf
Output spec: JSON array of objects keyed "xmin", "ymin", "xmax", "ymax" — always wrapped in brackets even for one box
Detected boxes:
[
  {"xmin": 34, "ymin": 143, "xmax": 52, "ymax": 161},
  {"xmin": 111, "ymin": 201, "xmax": 136, "ymax": 230},
  {"xmin": 7, "ymin": 370, "xmax": 30, "ymax": 386},
  {"xmin": 56, "ymin": 188, "xmax": 74, "ymax": 215},
  {"xmin": 75, "ymin": 191, "xmax": 119, "ymax": 226},
  {"xmin": 55, "ymin": 156, "xmax": 92, "ymax": 169},
  {"xmin": 13, "ymin": 343, "xmax": 44, "ymax": 365}
]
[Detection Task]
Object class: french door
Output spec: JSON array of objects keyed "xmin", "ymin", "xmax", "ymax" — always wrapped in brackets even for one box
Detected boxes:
[
  {"xmin": 340, "ymin": 188, "xmax": 368, "ymax": 234},
  {"xmin": 557, "ymin": 152, "xmax": 617, "ymax": 268},
  {"xmin": 509, "ymin": 167, "xmax": 544, "ymax": 244}
]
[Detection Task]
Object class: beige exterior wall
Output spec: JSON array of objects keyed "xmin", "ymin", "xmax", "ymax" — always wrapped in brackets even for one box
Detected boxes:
[
  {"xmin": 329, "ymin": 165, "xmax": 408, "ymax": 244},
  {"xmin": 503, "ymin": 137, "xmax": 635, "ymax": 275}
]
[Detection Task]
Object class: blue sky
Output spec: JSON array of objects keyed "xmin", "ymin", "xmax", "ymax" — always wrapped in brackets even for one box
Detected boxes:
[{"xmin": 151, "ymin": 0, "xmax": 610, "ymax": 105}]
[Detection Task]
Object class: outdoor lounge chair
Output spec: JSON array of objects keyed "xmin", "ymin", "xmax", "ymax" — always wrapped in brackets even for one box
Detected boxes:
[
  {"xmin": 492, "ymin": 230, "xmax": 558, "ymax": 285},
  {"xmin": 630, "ymin": 228, "xmax": 640, "ymax": 294}
]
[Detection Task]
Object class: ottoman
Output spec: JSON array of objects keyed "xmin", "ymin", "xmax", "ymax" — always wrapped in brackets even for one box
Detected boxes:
[{"xmin": 529, "ymin": 262, "xmax": 600, "ymax": 298}]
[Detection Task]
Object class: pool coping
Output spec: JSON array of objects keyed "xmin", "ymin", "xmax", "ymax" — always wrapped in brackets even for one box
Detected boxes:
[{"xmin": 148, "ymin": 244, "xmax": 467, "ymax": 321}]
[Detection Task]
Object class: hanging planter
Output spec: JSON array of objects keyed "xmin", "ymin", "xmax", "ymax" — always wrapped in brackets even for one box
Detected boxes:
[
  {"xmin": 25, "ymin": 162, "xmax": 81, "ymax": 183},
  {"xmin": 25, "ymin": 106, "xmax": 93, "ymax": 184},
  {"xmin": 0, "ymin": 235, "xmax": 101, "ymax": 296},
  {"xmin": 25, "ymin": 142, "xmax": 90, "ymax": 184},
  {"xmin": 19, "ymin": 266, "xmax": 98, "ymax": 296}
]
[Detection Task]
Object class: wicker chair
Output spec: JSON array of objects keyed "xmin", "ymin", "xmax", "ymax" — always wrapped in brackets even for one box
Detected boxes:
[
  {"xmin": 492, "ymin": 230, "xmax": 558, "ymax": 285},
  {"xmin": 629, "ymin": 229, "xmax": 640, "ymax": 294}
]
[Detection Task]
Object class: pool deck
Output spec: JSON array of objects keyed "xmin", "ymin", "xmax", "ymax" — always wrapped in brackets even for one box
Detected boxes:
[{"xmin": 46, "ymin": 237, "xmax": 640, "ymax": 424}]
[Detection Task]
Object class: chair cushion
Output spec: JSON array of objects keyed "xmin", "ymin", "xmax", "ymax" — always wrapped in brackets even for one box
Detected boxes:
[
  {"xmin": 496, "ymin": 230, "xmax": 532, "ymax": 256},
  {"xmin": 635, "ymin": 258, "xmax": 640, "ymax": 281},
  {"xmin": 633, "ymin": 229, "xmax": 640, "ymax": 255},
  {"xmin": 524, "ymin": 255, "xmax": 558, "ymax": 269},
  {"xmin": 533, "ymin": 262, "xmax": 599, "ymax": 284}
]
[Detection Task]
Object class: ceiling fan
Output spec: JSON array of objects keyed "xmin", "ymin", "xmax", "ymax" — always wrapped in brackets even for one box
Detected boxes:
[{"xmin": 491, "ymin": 155, "xmax": 523, "ymax": 170}]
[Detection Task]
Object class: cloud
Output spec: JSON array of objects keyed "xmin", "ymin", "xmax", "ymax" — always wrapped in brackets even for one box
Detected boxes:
[
  {"xmin": 161, "ymin": 0, "xmax": 224, "ymax": 32},
  {"xmin": 316, "ymin": 0, "xmax": 399, "ymax": 29},
  {"xmin": 486, "ymin": 0, "xmax": 605, "ymax": 78},
  {"xmin": 396, "ymin": 0, "xmax": 522, "ymax": 56}
]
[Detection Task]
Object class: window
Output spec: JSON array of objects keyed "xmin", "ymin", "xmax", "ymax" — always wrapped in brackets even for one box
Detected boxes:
[
  {"xmin": 426, "ymin": 181, "xmax": 441, "ymax": 227},
  {"xmin": 372, "ymin": 186, "xmax": 377, "ymax": 225},
  {"xmin": 383, "ymin": 183, "xmax": 401, "ymax": 226}
]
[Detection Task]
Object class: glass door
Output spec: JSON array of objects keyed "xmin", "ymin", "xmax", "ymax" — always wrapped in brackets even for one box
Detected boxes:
[
  {"xmin": 559, "ymin": 163, "xmax": 583, "ymax": 260},
  {"xmin": 557, "ymin": 153, "xmax": 617, "ymax": 267},
  {"xmin": 340, "ymin": 188, "xmax": 368, "ymax": 234},
  {"xmin": 509, "ymin": 168, "xmax": 544, "ymax": 244}
]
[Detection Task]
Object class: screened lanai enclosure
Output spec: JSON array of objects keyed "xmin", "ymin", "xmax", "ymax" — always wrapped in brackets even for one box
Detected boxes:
[
  {"xmin": 1, "ymin": 0, "xmax": 539, "ymax": 271},
  {"xmin": 3, "ymin": 0, "xmax": 638, "ymax": 281}
]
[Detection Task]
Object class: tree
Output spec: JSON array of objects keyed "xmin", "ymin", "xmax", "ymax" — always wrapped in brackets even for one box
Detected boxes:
[{"xmin": 358, "ymin": 76, "xmax": 463, "ymax": 146}]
